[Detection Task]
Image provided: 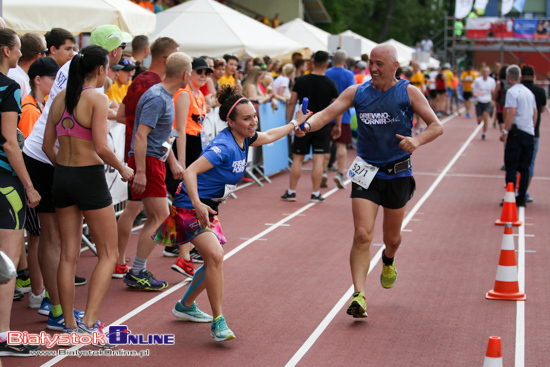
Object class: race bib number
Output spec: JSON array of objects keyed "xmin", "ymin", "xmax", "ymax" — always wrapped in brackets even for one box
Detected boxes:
[
  {"xmin": 347, "ymin": 156, "xmax": 378, "ymax": 190},
  {"xmin": 212, "ymin": 184, "xmax": 237, "ymax": 203}
]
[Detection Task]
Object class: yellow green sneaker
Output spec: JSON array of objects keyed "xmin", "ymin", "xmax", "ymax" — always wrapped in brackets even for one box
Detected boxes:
[
  {"xmin": 346, "ymin": 292, "xmax": 367, "ymax": 318},
  {"xmin": 380, "ymin": 259, "xmax": 397, "ymax": 289}
]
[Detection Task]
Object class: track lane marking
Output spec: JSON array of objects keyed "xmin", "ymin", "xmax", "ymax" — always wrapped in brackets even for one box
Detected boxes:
[
  {"xmin": 516, "ymin": 208, "xmax": 526, "ymax": 367},
  {"xmin": 284, "ymin": 122, "xmax": 484, "ymax": 367}
]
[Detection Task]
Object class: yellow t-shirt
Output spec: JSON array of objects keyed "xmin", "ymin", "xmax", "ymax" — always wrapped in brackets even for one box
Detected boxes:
[
  {"xmin": 460, "ymin": 70, "xmax": 478, "ymax": 92},
  {"xmin": 106, "ymin": 81, "xmax": 131, "ymax": 104},
  {"xmin": 219, "ymin": 74, "xmax": 236, "ymax": 88},
  {"xmin": 410, "ymin": 71, "xmax": 425, "ymax": 91},
  {"xmin": 443, "ymin": 70, "xmax": 455, "ymax": 89}
]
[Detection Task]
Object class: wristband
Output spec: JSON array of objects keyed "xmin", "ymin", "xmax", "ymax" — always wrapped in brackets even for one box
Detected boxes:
[
  {"xmin": 501, "ymin": 129, "xmax": 508, "ymax": 135},
  {"xmin": 288, "ymin": 119, "xmax": 299, "ymax": 130},
  {"xmin": 304, "ymin": 122, "xmax": 312, "ymax": 132}
]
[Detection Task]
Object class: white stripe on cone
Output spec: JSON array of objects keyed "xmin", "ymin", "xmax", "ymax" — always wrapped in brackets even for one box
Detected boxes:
[
  {"xmin": 483, "ymin": 356, "xmax": 503, "ymax": 367},
  {"xmin": 495, "ymin": 265, "xmax": 519, "ymax": 282},
  {"xmin": 501, "ymin": 233, "xmax": 514, "ymax": 250},
  {"xmin": 503, "ymin": 190, "xmax": 515, "ymax": 202}
]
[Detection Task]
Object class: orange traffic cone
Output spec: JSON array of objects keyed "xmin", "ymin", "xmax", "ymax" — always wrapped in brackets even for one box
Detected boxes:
[
  {"xmin": 486, "ymin": 223, "xmax": 526, "ymax": 301},
  {"xmin": 495, "ymin": 182, "xmax": 521, "ymax": 226},
  {"xmin": 483, "ymin": 336, "xmax": 503, "ymax": 367}
]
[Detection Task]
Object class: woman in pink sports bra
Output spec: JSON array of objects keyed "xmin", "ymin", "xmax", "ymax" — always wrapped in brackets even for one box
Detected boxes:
[{"xmin": 43, "ymin": 45, "xmax": 134, "ymax": 341}]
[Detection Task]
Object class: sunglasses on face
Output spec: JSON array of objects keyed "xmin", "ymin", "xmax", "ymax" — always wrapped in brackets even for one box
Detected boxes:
[
  {"xmin": 35, "ymin": 49, "xmax": 48, "ymax": 56},
  {"xmin": 195, "ymin": 69, "xmax": 212, "ymax": 76},
  {"xmin": 119, "ymin": 43, "xmax": 127, "ymax": 50}
]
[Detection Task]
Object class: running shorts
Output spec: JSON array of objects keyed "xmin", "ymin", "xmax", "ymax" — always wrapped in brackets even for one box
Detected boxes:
[
  {"xmin": 351, "ymin": 176, "xmax": 416, "ymax": 210},
  {"xmin": 292, "ymin": 124, "xmax": 331, "ymax": 155},
  {"xmin": 330, "ymin": 123, "xmax": 352, "ymax": 145},
  {"xmin": 0, "ymin": 172, "xmax": 27, "ymax": 230}
]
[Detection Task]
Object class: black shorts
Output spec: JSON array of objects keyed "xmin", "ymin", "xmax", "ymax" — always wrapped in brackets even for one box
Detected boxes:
[
  {"xmin": 476, "ymin": 102, "xmax": 492, "ymax": 116},
  {"xmin": 350, "ymin": 176, "xmax": 416, "ymax": 209},
  {"xmin": 436, "ymin": 89, "xmax": 446, "ymax": 95},
  {"xmin": 23, "ymin": 153, "xmax": 55, "ymax": 213},
  {"xmin": 293, "ymin": 125, "xmax": 331, "ymax": 155},
  {"xmin": 53, "ymin": 164, "xmax": 112, "ymax": 211},
  {"xmin": 463, "ymin": 91, "xmax": 473, "ymax": 100},
  {"xmin": 0, "ymin": 172, "xmax": 27, "ymax": 230},
  {"xmin": 429, "ymin": 90, "xmax": 437, "ymax": 99}
]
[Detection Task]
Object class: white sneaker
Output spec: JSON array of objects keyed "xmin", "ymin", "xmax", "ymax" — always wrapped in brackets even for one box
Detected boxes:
[{"xmin": 29, "ymin": 289, "xmax": 45, "ymax": 309}]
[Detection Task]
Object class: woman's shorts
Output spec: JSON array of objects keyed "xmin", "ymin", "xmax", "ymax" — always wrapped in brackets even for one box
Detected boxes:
[
  {"xmin": 52, "ymin": 164, "xmax": 112, "ymax": 211},
  {"xmin": 0, "ymin": 173, "xmax": 27, "ymax": 230},
  {"xmin": 152, "ymin": 205, "xmax": 226, "ymax": 246},
  {"xmin": 351, "ymin": 176, "xmax": 416, "ymax": 210}
]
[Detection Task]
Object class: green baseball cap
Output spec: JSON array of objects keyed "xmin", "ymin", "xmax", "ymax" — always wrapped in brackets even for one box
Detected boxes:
[{"xmin": 90, "ymin": 25, "xmax": 132, "ymax": 52}]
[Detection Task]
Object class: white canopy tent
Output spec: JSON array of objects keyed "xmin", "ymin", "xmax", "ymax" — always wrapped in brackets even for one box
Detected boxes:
[
  {"xmin": 382, "ymin": 39, "xmax": 440, "ymax": 68},
  {"xmin": 338, "ymin": 30, "xmax": 378, "ymax": 57},
  {"xmin": 2, "ymin": 0, "xmax": 156, "ymax": 35},
  {"xmin": 151, "ymin": 0, "xmax": 309, "ymax": 59},
  {"xmin": 275, "ymin": 18, "xmax": 331, "ymax": 52}
]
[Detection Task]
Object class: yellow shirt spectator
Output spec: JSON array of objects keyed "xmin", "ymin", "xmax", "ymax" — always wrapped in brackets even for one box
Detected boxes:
[
  {"xmin": 410, "ymin": 71, "xmax": 425, "ymax": 91},
  {"xmin": 106, "ymin": 81, "xmax": 131, "ymax": 104},
  {"xmin": 460, "ymin": 70, "xmax": 478, "ymax": 92},
  {"xmin": 219, "ymin": 74, "xmax": 236, "ymax": 87}
]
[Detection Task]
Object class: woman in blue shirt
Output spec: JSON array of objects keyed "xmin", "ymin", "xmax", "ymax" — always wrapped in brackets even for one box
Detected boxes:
[{"xmin": 153, "ymin": 85, "xmax": 310, "ymax": 342}]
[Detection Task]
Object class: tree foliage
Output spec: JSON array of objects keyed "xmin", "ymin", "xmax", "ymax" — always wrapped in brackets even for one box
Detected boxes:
[{"xmin": 316, "ymin": 0, "xmax": 448, "ymax": 47}]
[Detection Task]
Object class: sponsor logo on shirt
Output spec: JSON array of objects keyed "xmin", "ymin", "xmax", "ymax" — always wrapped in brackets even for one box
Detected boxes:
[
  {"xmin": 358, "ymin": 112, "xmax": 400, "ymax": 125},
  {"xmin": 232, "ymin": 159, "xmax": 246, "ymax": 173},
  {"xmin": 212, "ymin": 146, "xmax": 221, "ymax": 155}
]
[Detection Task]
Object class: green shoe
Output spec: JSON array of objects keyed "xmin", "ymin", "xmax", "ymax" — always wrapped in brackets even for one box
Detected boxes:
[
  {"xmin": 15, "ymin": 277, "xmax": 31, "ymax": 293},
  {"xmin": 210, "ymin": 315, "xmax": 235, "ymax": 342},
  {"xmin": 381, "ymin": 259, "xmax": 398, "ymax": 289},
  {"xmin": 172, "ymin": 301, "xmax": 212, "ymax": 323},
  {"xmin": 347, "ymin": 292, "xmax": 367, "ymax": 318}
]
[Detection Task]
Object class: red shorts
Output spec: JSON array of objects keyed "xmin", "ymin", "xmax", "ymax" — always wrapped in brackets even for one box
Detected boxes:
[
  {"xmin": 128, "ymin": 155, "xmax": 167, "ymax": 200},
  {"xmin": 330, "ymin": 123, "xmax": 352, "ymax": 144}
]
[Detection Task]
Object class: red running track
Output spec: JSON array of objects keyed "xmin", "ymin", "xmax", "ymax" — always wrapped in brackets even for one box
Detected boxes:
[{"xmin": 3, "ymin": 112, "xmax": 549, "ymax": 366}]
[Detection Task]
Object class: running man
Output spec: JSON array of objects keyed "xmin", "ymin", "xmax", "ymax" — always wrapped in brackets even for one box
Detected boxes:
[
  {"xmin": 472, "ymin": 66, "xmax": 496, "ymax": 140},
  {"xmin": 297, "ymin": 44, "xmax": 443, "ymax": 318}
]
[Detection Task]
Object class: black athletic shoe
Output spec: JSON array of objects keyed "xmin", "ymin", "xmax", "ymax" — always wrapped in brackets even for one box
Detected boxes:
[
  {"xmin": 13, "ymin": 290, "xmax": 24, "ymax": 301},
  {"xmin": 0, "ymin": 341, "xmax": 40, "ymax": 357},
  {"xmin": 163, "ymin": 245, "xmax": 179, "ymax": 257},
  {"xmin": 75, "ymin": 275, "xmax": 87, "ymax": 286},
  {"xmin": 190, "ymin": 248, "xmax": 204, "ymax": 264},
  {"xmin": 281, "ymin": 191, "xmax": 296, "ymax": 201},
  {"xmin": 310, "ymin": 193, "xmax": 325, "ymax": 203}
]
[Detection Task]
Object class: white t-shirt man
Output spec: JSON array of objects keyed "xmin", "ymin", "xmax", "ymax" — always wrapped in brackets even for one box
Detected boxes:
[
  {"xmin": 505, "ymin": 83, "xmax": 536, "ymax": 136},
  {"xmin": 8, "ymin": 65, "xmax": 30, "ymax": 99},
  {"xmin": 472, "ymin": 76, "xmax": 496, "ymax": 103},
  {"xmin": 421, "ymin": 39, "xmax": 434, "ymax": 53}
]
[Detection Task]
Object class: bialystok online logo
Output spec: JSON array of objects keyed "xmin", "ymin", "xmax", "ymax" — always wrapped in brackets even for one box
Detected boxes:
[{"xmin": 8, "ymin": 325, "xmax": 175, "ymax": 348}]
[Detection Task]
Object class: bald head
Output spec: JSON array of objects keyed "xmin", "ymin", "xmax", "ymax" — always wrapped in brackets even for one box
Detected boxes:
[{"xmin": 372, "ymin": 44, "xmax": 398, "ymax": 65}]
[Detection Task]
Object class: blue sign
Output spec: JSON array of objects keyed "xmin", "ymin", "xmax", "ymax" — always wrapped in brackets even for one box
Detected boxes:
[{"xmin": 259, "ymin": 100, "xmax": 290, "ymax": 176}]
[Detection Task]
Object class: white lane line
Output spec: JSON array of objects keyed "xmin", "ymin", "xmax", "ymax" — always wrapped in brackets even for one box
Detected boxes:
[
  {"xmin": 516, "ymin": 208, "xmax": 526, "ymax": 367},
  {"xmin": 284, "ymin": 122, "xmax": 484, "ymax": 367},
  {"xmin": 42, "ymin": 184, "xmax": 346, "ymax": 366}
]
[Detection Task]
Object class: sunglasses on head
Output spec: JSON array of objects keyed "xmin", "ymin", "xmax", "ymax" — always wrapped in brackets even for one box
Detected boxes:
[
  {"xmin": 195, "ymin": 69, "xmax": 212, "ymax": 76},
  {"xmin": 35, "ymin": 49, "xmax": 48, "ymax": 56}
]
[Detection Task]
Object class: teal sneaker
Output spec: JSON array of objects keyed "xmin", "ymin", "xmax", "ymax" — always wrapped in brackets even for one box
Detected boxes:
[
  {"xmin": 381, "ymin": 259, "xmax": 398, "ymax": 289},
  {"xmin": 210, "ymin": 315, "xmax": 235, "ymax": 342},
  {"xmin": 172, "ymin": 301, "xmax": 213, "ymax": 323},
  {"xmin": 347, "ymin": 291, "xmax": 368, "ymax": 318}
]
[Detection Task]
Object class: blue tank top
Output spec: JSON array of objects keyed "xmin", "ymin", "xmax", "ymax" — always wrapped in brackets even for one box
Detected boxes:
[{"xmin": 353, "ymin": 78, "xmax": 414, "ymax": 179}]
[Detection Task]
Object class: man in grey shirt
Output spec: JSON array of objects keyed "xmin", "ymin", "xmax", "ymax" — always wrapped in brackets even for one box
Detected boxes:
[{"xmin": 499, "ymin": 65, "xmax": 536, "ymax": 207}]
